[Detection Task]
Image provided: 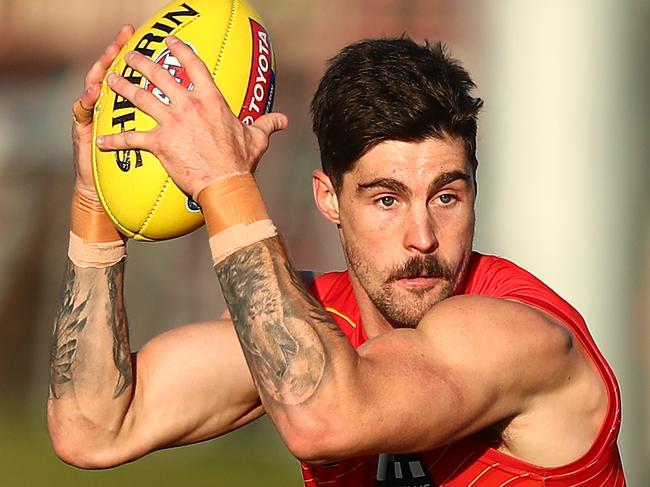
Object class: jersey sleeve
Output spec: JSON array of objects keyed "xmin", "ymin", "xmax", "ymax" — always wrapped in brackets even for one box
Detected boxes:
[{"xmin": 464, "ymin": 254, "xmax": 588, "ymax": 334}]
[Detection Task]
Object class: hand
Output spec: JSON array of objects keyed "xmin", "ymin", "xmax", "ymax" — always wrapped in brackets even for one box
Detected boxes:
[
  {"xmin": 72, "ymin": 25, "xmax": 135, "ymax": 201},
  {"xmin": 96, "ymin": 35, "xmax": 288, "ymax": 201}
]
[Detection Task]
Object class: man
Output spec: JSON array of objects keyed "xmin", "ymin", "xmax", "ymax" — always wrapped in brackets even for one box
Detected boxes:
[{"xmin": 48, "ymin": 25, "xmax": 626, "ymax": 486}]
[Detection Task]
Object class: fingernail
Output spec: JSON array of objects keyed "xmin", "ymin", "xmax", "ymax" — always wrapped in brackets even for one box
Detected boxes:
[
  {"xmin": 167, "ymin": 35, "xmax": 179, "ymax": 44},
  {"xmin": 96, "ymin": 136, "xmax": 104, "ymax": 146},
  {"xmin": 107, "ymin": 73, "xmax": 117, "ymax": 84},
  {"xmin": 125, "ymin": 51, "xmax": 136, "ymax": 61}
]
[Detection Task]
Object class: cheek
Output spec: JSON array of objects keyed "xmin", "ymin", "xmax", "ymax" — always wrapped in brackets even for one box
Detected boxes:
[
  {"xmin": 435, "ymin": 207, "xmax": 475, "ymax": 257},
  {"xmin": 340, "ymin": 199, "xmax": 378, "ymax": 241},
  {"xmin": 342, "ymin": 207, "xmax": 400, "ymax": 256},
  {"xmin": 348, "ymin": 197, "xmax": 408, "ymax": 236},
  {"xmin": 340, "ymin": 213, "xmax": 396, "ymax": 276}
]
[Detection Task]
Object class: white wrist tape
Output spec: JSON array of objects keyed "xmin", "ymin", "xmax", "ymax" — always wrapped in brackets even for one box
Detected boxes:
[
  {"xmin": 68, "ymin": 231, "xmax": 126, "ymax": 268},
  {"xmin": 208, "ymin": 219, "xmax": 277, "ymax": 265}
]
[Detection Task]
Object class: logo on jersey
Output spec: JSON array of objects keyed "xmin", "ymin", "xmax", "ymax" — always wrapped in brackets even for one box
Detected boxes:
[
  {"xmin": 144, "ymin": 43, "xmax": 197, "ymax": 105},
  {"xmin": 376, "ymin": 453, "xmax": 437, "ymax": 487}
]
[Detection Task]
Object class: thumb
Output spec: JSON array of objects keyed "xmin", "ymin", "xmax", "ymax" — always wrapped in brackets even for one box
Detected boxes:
[{"xmin": 252, "ymin": 112, "xmax": 289, "ymax": 138}]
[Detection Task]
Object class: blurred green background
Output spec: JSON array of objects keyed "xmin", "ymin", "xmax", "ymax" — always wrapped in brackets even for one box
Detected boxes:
[
  {"xmin": 0, "ymin": 0, "xmax": 648, "ymax": 485},
  {"xmin": 2, "ymin": 403, "xmax": 301, "ymax": 486}
]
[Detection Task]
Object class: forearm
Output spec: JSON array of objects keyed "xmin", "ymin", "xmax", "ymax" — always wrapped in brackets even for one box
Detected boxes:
[
  {"xmin": 199, "ymin": 174, "xmax": 355, "ymax": 413},
  {"xmin": 213, "ymin": 234, "xmax": 363, "ymax": 465},
  {"xmin": 215, "ymin": 236, "xmax": 351, "ymax": 405},
  {"xmin": 47, "ymin": 257, "xmax": 133, "ymax": 456},
  {"xmin": 48, "ymin": 186, "xmax": 133, "ymax": 464}
]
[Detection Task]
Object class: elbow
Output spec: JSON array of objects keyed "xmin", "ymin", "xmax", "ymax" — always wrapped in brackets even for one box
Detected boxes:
[
  {"xmin": 49, "ymin": 430, "xmax": 107, "ymax": 469},
  {"xmin": 50, "ymin": 437, "xmax": 99, "ymax": 469},
  {"xmin": 50, "ymin": 432, "xmax": 130, "ymax": 470},
  {"xmin": 48, "ymin": 409, "xmax": 128, "ymax": 469},
  {"xmin": 275, "ymin": 368, "xmax": 367, "ymax": 463},
  {"xmin": 277, "ymin": 409, "xmax": 354, "ymax": 465}
]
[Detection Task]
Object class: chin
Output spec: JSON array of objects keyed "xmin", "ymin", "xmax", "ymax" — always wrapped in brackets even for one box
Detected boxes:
[{"xmin": 376, "ymin": 280, "xmax": 454, "ymax": 329}]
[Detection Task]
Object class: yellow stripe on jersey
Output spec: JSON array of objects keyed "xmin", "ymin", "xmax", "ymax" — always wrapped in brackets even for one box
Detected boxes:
[{"xmin": 325, "ymin": 307, "xmax": 357, "ymax": 329}]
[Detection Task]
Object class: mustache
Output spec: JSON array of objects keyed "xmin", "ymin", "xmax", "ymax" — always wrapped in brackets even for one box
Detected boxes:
[{"xmin": 387, "ymin": 255, "xmax": 454, "ymax": 282}]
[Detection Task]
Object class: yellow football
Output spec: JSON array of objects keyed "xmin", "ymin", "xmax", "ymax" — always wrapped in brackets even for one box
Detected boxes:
[{"xmin": 93, "ymin": 0, "xmax": 276, "ymax": 241}]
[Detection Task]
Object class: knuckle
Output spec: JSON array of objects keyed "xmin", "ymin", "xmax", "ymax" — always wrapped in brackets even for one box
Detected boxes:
[
  {"xmin": 253, "ymin": 139, "xmax": 269, "ymax": 158},
  {"xmin": 100, "ymin": 134, "xmax": 114, "ymax": 148},
  {"xmin": 106, "ymin": 42, "xmax": 118, "ymax": 55},
  {"xmin": 151, "ymin": 63, "xmax": 171, "ymax": 84},
  {"xmin": 176, "ymin": 94, "xmax": 200, "ymax": 114},
  {"xmin": 113, "ymin": 75, "xmax": 127, "ymax": 90},
  {"xmin": 123, "ymin": 131, "xmax": 136, "ymax": 146},
  {"xmin": 188, "ymin": 57, "xmax": 206, "ymax": 73},
  {"xmin": 187, "ymin": 95, "xmax": 202, "ymax": 110},
  {"xmin": 153, "ymin": 137, "xmax": 166, "ymax": 154},
  {"xmin": 133, "ymin": 87, "xmax": 148, "ymax": 106}
]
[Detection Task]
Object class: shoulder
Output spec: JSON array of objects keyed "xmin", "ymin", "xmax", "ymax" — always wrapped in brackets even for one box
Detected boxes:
[
  {"xmin": 420, "ymin": 294, "xmax": 572, "ymax": 348},
  {"xmin": 417, "ymin": 294, "xmax": 576, "ymax": 394}
]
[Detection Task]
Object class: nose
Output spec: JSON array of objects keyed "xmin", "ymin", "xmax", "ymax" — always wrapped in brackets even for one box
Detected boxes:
[{"xmin": 403, "ymin": 204, "xmax": 438, "ymax": 254}]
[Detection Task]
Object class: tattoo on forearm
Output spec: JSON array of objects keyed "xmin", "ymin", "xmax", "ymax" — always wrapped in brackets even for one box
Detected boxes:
[
  {"xmin": 49, "ymin": 262, "xmax": 88, "ymax": 399},
  {"xmin": 215, "ymin": 237, "xmax": 344, "ymax": 406},
  {"xmin": 49, "ymin": 260, "xmax": 132, "ymax": 400},
  {"xmin": 107, "ymin": 264, "xmax": 132, "ymax": 399}
]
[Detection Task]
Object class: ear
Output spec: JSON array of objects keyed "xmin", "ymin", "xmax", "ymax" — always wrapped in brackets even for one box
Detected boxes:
[{"xmin": 312, "ymin": 170, "xmax": 340, "ymax": 225}]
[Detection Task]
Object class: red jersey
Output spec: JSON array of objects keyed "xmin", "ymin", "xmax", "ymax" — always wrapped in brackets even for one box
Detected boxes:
[{"xmin": 304, "ymin": 252, "xmax": 625, "ymax": 486}]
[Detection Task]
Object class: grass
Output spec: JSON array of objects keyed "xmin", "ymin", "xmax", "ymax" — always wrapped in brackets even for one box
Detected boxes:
[{"xmin": 1, "ymin": 405, "xmax": 302, "ymax": 486}]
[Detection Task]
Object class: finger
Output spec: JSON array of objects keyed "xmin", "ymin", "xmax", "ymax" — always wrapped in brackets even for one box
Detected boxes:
[
  {"xmin": 85, "ymin": 42, "xmax": 120, "ymax": 89},
  {"xmin": 114, "ymin": 24, "xmax": 136, "ymax": 47},
  {"xmin": 85, "ymin": 24, "xmax": 135, "ymax": 89},
  {"xmin": 122, "ymin": 51, "xmax": 188, "ymax": 105},
  {"xmin": 165, "ymin": 35, "xmax": 218, "ymax": 94},
  {"xmin": 252, "ymin": 112, "xmax": 289, "ymax": 138},
  {"xmin": 106, "ymin": 72, "xmax": 168, "ymax": 121},
  {"xmin": 72, "ymin": 84, "xmax": 100, "ymax": 125},
  {"xmin": 96, "ymin": 130, "xmax": 153, "ymax": 152}
]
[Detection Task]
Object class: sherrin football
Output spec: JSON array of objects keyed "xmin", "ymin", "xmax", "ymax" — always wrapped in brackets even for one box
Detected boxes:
[{"xmin": 93, "ymin": 0, "xmax": 276, "ymax": 241}]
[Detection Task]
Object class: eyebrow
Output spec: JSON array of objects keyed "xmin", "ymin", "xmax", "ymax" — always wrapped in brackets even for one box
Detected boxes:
[
  {"xmin": 429, "ymin": 170, "xmax": 472, "ymax": 193},
  {"xmin": 357, "ymin": 178, "xmax": 409, "ymax": 194},
  {"xmin": 356, "ymin": 170, "xmax": 471, "ymax": 196}
]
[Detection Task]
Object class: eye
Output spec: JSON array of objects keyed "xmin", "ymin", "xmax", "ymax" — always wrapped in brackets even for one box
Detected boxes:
[
  {"xmin": 377, "ymin": 196, "xmax": 397, "ymax": 208},
  {"xmin": 438, "ymin": 193, "xmax": 457, "ymax": 205}
]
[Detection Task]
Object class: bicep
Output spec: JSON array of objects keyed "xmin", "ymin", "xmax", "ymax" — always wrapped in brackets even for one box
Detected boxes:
[
  {"xmin": 121, "ymin": 319, "xmax": 262, "ymax": 457},
  {"xmin": 334, "ymin": 295, "xmax": 573, "ymax": 456}
]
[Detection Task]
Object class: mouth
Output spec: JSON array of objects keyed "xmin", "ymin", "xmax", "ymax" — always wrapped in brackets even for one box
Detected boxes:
[{"xmin": 395, "ymin": 275, "xmax": 441, "ymax": 290}]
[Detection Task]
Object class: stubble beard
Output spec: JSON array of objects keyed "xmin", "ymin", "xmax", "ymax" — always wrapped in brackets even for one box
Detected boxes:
[{"xmin": 346, "ymin": 245, "xmax": 471, "ymax": 329}]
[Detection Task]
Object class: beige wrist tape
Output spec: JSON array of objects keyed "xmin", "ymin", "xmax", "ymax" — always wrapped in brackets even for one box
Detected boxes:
[
  {"xmin": 71, "ymin": 190, "xmax": 123, "ymax": 242},
  {"xmin": 69, "ymin": 191, "xmax": 126, "ymax": 268},
  {"xmin": 207, "ymin": 220, "xmax": 278, "ymax": 264},
  {"xmin": 68, "ymin": 232, "xmax": 126, "ymax": 268},
  {"xmin": 197, "ymin": 173, "xmax": 277, "ymax": 265}
]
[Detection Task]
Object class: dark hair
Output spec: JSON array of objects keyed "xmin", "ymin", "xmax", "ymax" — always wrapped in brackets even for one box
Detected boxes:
[{"xmin": 311, "ymin": 37, "xmax": 483, "ymax": 192}]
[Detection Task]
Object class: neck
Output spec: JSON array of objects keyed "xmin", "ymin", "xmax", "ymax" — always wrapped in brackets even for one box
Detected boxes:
[{"xmin": 347, "ymin": 271, "xmax": 395, "ymax": 339}]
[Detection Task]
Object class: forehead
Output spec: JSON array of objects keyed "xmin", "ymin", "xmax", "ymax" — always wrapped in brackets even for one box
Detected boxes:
[{"xmin": 344, "ymin": 137, "xmax": 470, "ymax": 186}]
